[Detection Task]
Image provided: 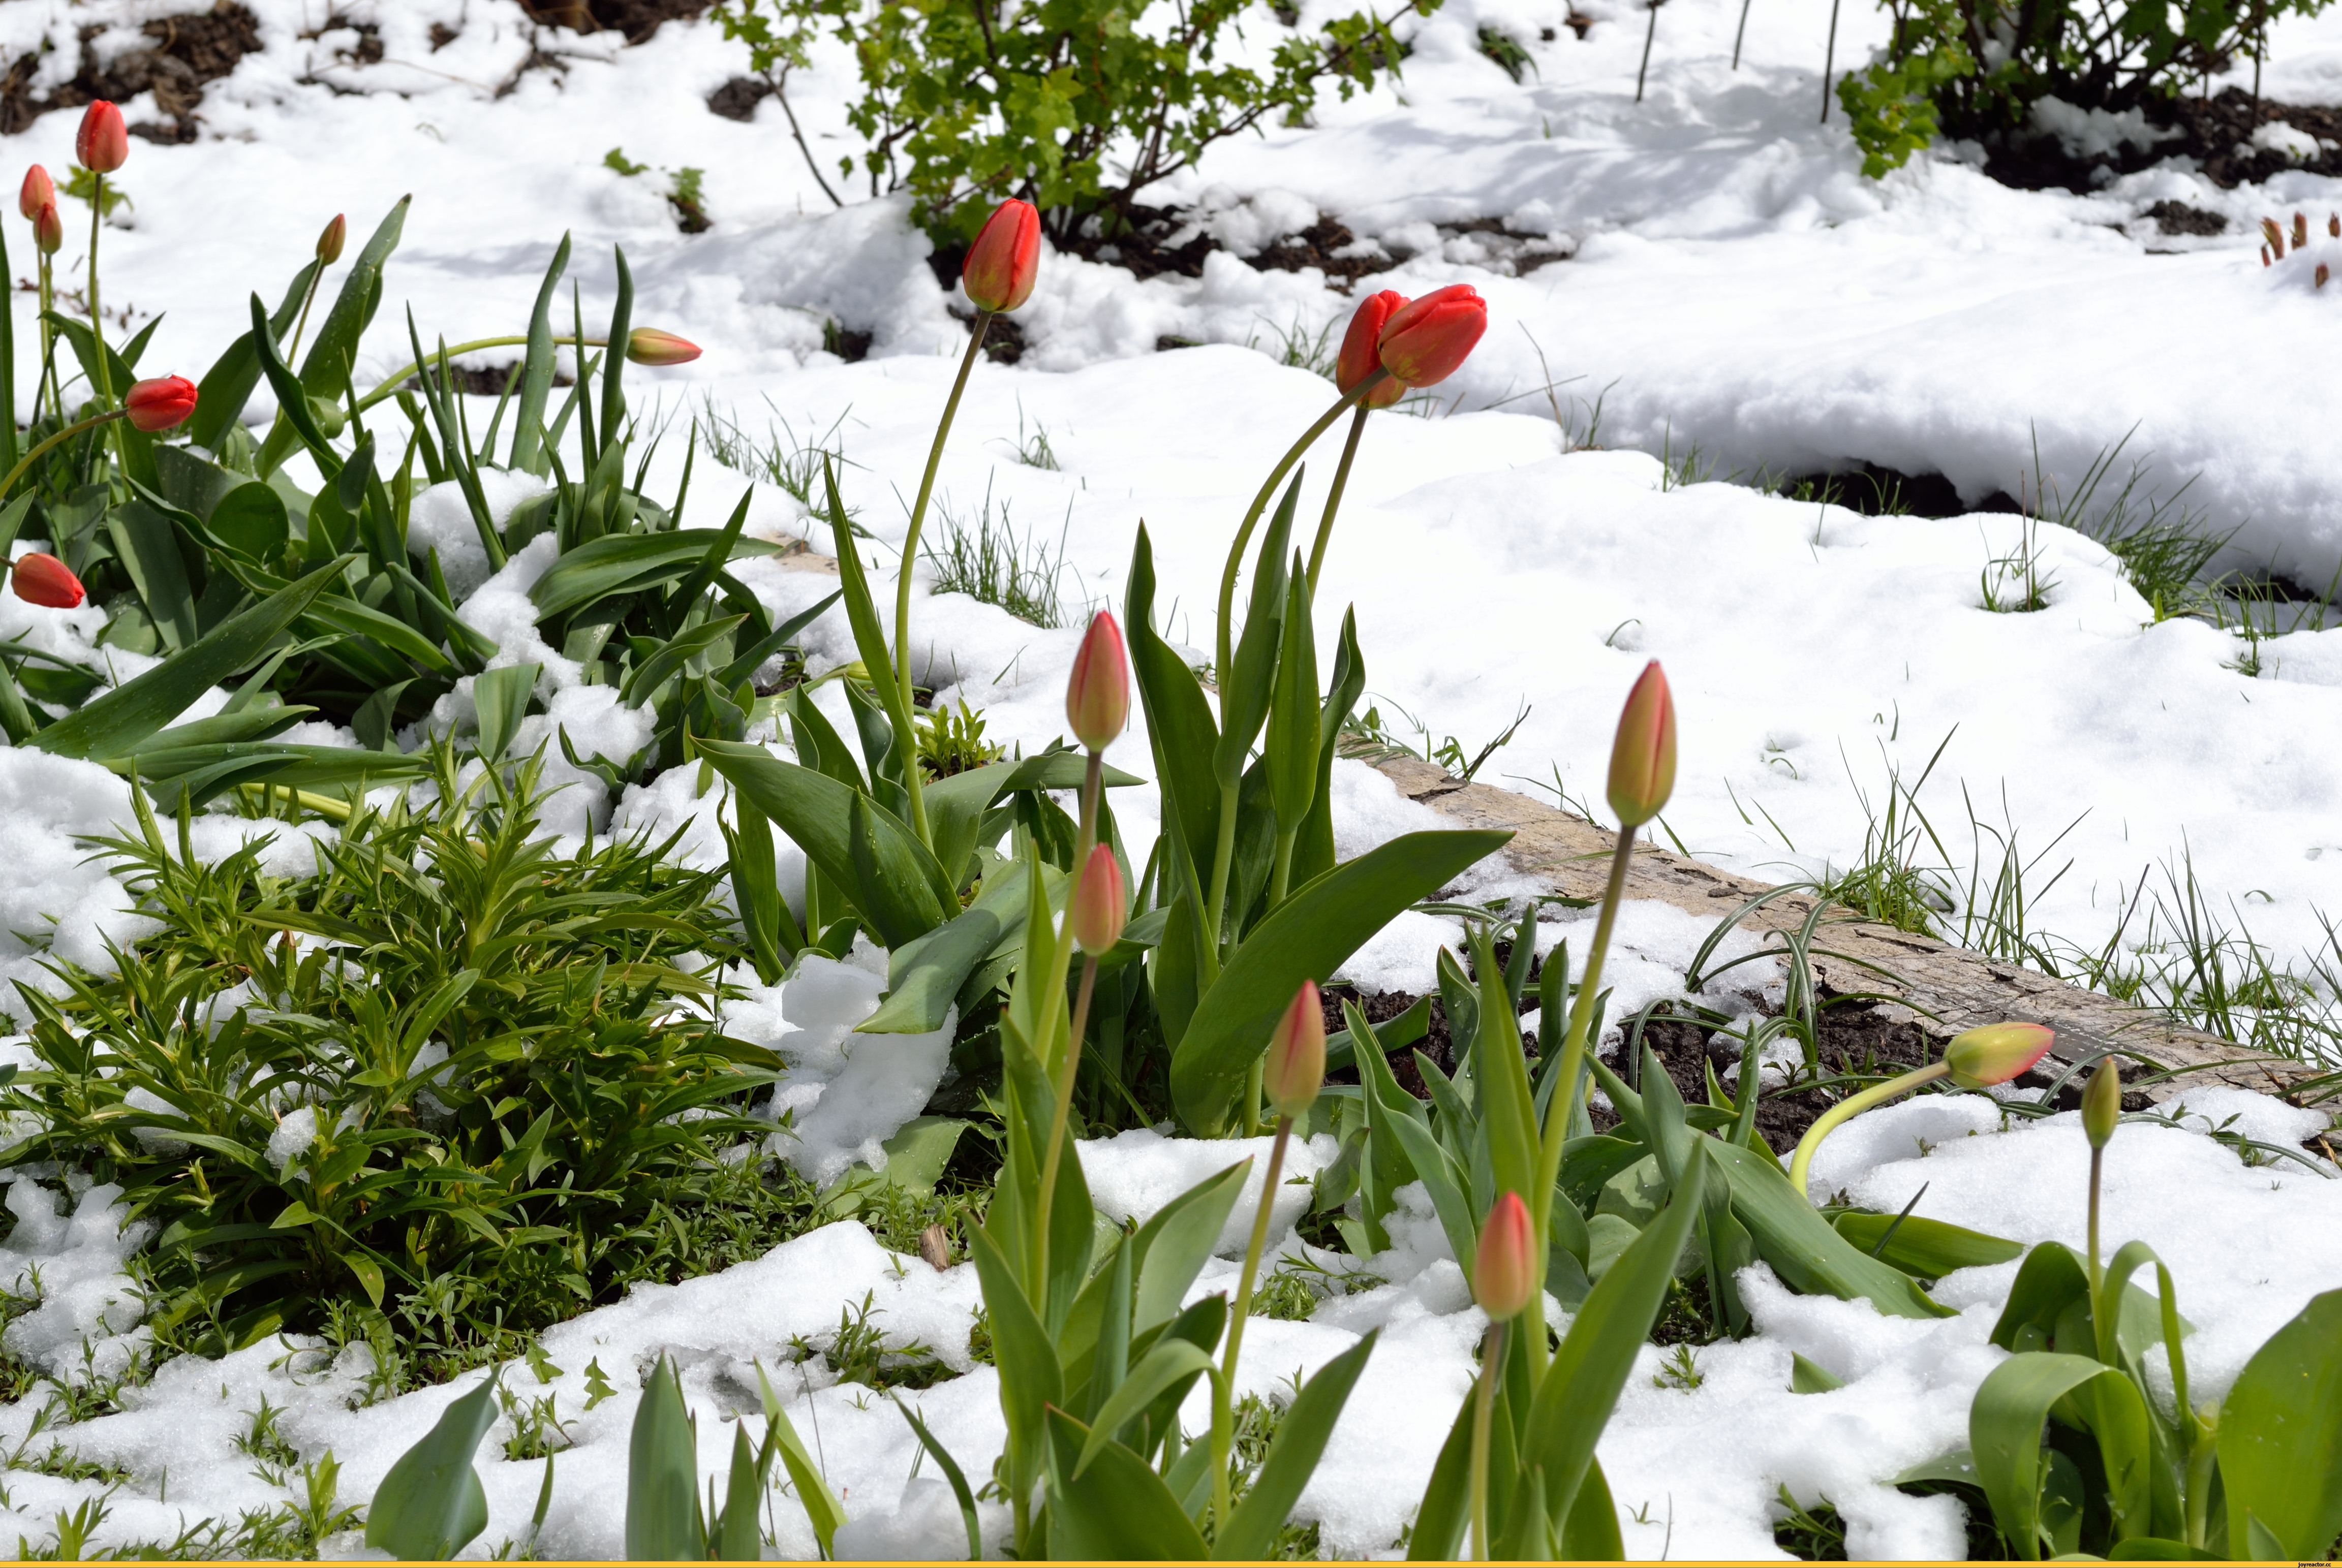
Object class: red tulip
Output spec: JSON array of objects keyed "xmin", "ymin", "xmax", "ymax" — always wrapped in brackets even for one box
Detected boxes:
[
  {"xmin": 32, "ymin": 201, "xmax": 60, "ymax": 257},
  {"xmin": 124, "ymin": 375, "xmax": 198, "ymax": 433},
  {"xmin": 316, "ymin": 213, "xmax": 347, "ymax": 265},
  {"xmin": 963, "ymin": 198, "xmax": 1040, "ymax": 314},
  {"xmin": 1065, "ymin": 610, "xmax": 1129, "ymax": 751},
  {"xmin": 1606, "ymin": 661, "xmax": 1676, "ymax": 829},
  {"xmin": 18, "ymin": 166, "xmax": 52, "ymax": 222},
  {"xmin": 1943, "ymin": 1022, "xmax": 2054, "ymax": 1089},
  {"xmin": 1377, "ymin": 284, "xmax": 1487, "ymax": 388},
  {"xmin": 1069, "ymin": 843, "xmax": 1127, "ymax": 956},
  {"xmin": 11, "ymin": 553, "xmax": 84, "ymax": 610},
  {"xmin": 1472, "ymin": 1191, "xmax": 1538, "ymax": 1321},
  {"xmin": 76, "ymin": 102, "xmax": 128, "ymax": 175},
  {"xmin": 1336, "ymin": 290, "xmax": 1408, "ymax": 409},
  {"xmin": 627, "ymin": 327, "xmax": 701, "ymax": 366},
  {"xmin": 1264, "ymin": 980, "xmax": 1326, "ymax": 1120}
]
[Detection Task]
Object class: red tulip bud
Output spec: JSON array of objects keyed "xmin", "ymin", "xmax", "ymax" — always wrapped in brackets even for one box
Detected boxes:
[
  {"xmin": 18, "ymin": 166, "xmax": 52, "ymax": 223},
  {"xmin": 75, "ymin": 101, "xmax": 128, "ymax": 175},
  {"xmin": 32, "ymin": 201, "xmax": 60, "ymax": 257},
  {"xmin": 2262, "ymin": 216, "xmax": 2286, "ymax": 258},
  {"xmin": 2320, "ymin": 264, "xmax": 2332, "ymax": 291},
  {"xmin": 2294, "ymin": 211, "xmax": 2309, "ymax": 249},
  {"xmin": 1377, "ymin": 284, "xmax": 1487, "ymax": 388},
  {"xmin": 1472, "ymin": 1191, "xmax": 1538, "ymax": 1321},
  {"xmin": 124, "ymin": 375, "xmax": 198, "ymax": 433},
  {"xmin": 1336, "ymin": 290, "xmax": 1407, "ymax": 409},
  {"xmin": 1943, "ymin": 1022, "xmax": 2054, "ymax": 1089},
  {"xmin": 1264, "ymin": 980, "xmax": 1326, "ymax": 1120},
  {"xmin": 627, "ymin": 327, "xmax": 701, "ymax": 366},
  {"xmin": 962, "ymin": 198, "xmax": 1040, "ymax": 314},
  {"xmin": 1606, "ymin": 661, "xmax": 1676, "ymax": 829},
  {"xmin": 1069, "ymin": 843, "xmax": 1127, "ymax": 956},
  {"xmin": 11, "ymin": 552, "xmax": 84, "ymax": 610},
  {"xmin": 316, "ymin": 213, "xmax": 347, "ymax": 265},
  {"xmin": 1065, "ymin": 610, "xmax": 1129, "ymax": 751}
]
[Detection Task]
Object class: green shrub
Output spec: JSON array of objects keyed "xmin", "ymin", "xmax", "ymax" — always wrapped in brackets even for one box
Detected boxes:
[{"xmin": 714, "ymin": 0, "xmax": 1441, "ymax": 241}]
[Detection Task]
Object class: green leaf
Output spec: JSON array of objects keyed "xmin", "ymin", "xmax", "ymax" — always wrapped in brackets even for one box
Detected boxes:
[
  {"xmin": 364, "ymin": 1376, "xmax": 496, "ymax": 1559},
  {"xmin": 864, "ymin": 856, "xmax": 1032, "ymax": 1033},
  {"xmin": 627, "ymin": 1356, "xmax": 706, "ymax": 1560},
  {"xmin": 1833, "ymin": 1210, "xmax": 2024, "ymax": 1277},
  {"xmin": 1170, "ymin": 829, "xmax": 1510, "ymax": 1135},
  {"xmin": 210, "ymin": 482, "xmax": 291, "ymax": 562},
  {"xmin": 1124, "ymin": 527, "xmax": 1222, "ymax": 887},
  {"xmin": 1791, "ymin": 1352, "xmax": 1846, "ymax": 1394},
  {"xmin": 105, "ymin": 501, "xmax": 199, "ymax": 651},
  {"xmin": 713, "ymin": 1424, "xmax": 762, "ymax": 1561},
  {"xmin": 970, "ymin": 1223, "xmax": 1063, "ymax": 1494},
  {"xmin": 1970, "ymin": 1352, "xmax": 2154, "ymax": 1558},
  {"xmin": 1214, "ymin": 474, "xmax": 1298, "ymax": 788},
  {"xmin": 1264, "ymin": 558, "xmax": 1320, "ymax": 833},
  {"xmin": 191, "ymin": 259, "xmax": 316, "ymax": 451},
  {"xmin": 1045, "ymin": 1405, "xmax": 1211, "ymax": 1560},
  {"xmin": 260, "ymin": 197, "xmax": 409, "ymax": 475},
  {"xmin": 1076, "ymin": 1336, "xmax": 1216, "ymax": 1476},
  {"xmin": 1214, "ymin": 1330, "xmax": 1377, "ymax": 1559},
  {"xmin": 509, "ymin": 234, "xmax": 572, "ymax": 476},
  {"xmin": 892, "ymin": 1396, "xmax": 982, "ymax": 1562},
  {"xmin": 34, "ymin": 558, "xmax": 349, "ymax": 761},
  {"xmin": 1704, "ymin": 1141, "xmax": 1953, "ymax": 1320},
  {"xmin": 472, "ymin": 663, "xmax": 540, "ymax": 763},
  {"xmin": 2216, "ymin": 1288, "xmax": 2342, "ymax": 1560},
  {"xmin": 529, "ymin": 530, "xmax": 784, "ymax": 623},
  {"xmin": 1406, "ymin": 1377, "xmax": 1476, "ymax": 1560},
  {"xmin": 755, "ymin": 1363, "xmax": 846, "ymax": 1559}
]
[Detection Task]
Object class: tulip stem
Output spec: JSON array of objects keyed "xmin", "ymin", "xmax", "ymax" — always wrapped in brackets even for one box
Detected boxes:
[
  {"xmin": 86, "ymin": 177, "xmax": 126, "ymax": 478},
  {"xmin": 1786, "ymin": 1061, "xmax": 1950, "ymax": 1197},
  {"xmin": 354, "ymin": 334, "xmax": 625, "ymax": 414},
  {"xmin": 1469, "ymin": 1320, "xmax": 1504, "ymax": 1560},
  {"xmin": 1027, "ymin": 748, "xmax": 1105, "ymax": 1302},
  {"xmin": 35, "ymin": 256, "xmax": 58, "ymax": 428},
  {"xmin": 0, "ymin": 407, "xmax": 127, "ymax": 501},
  {"xmin": 2086, "ymin": 1141, "xmax": 2105, "ymax": 1302},
  {"xmin": 288, "ymin": 258, "xmax": 327, "ymax": 363},
  {"xmin": 1213, "ymin": 1113, "xmax": 1292, "ymax": 1535},
  {"xmin": 893, "ymin": 311, "xmax": 992, "ymax": 851},
  {"xmin": 1304, "ymin": 403, "xmax": 1373, "ymax": 597}
]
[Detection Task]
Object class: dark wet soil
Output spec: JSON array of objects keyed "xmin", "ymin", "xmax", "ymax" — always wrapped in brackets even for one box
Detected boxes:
[
  {"xmin": 1, "ymin": 3, "xmax": 262, "ymax": 140},
  {"xmin": 1983, "ymin": 87, "xmax": 2342, "ymax": 195},
  {"xmin": 519, "ymin": 0, "xmax": 714, "ymax": 41}
]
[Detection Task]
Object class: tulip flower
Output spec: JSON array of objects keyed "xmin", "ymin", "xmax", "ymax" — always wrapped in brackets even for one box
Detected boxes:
[
  {"xmin": 11, "ymin": 552, "xmax": 83, "ymax": 609},
  {"xmin": 32, "ymin": 201, "xmax": 59, "ymax": 256},
  {"xmin": 316, "ymin": 213, "xmax": 347, "ymax": 265},
  {"xmin": 1336, "ymin": 290, "xmax": 1407, "ymax": 410},
  {"xmin": 76, "ymin": 102, "xmax": 128, "ymax": 174},
  {"xmin": 1607, "ymin": 660, "xmax": 1676, "ymax": 829},
  {"xmin": 1944, "ymin": 1021, "xmax": 2054, "ymax": 1089},
  {"xmin": 18, "ymin": 166, "xmax": 51, "ymax": 222},
  {"xmin": 1066, "ymin": 610, "xmax": 1129, "ymax": 752},
  {"xmin": 1473, "ymin": 1191, "xmax": 1538, "ymax": 1320},
  {"xmin": 2082, "ymin": 1056, "xmax": 2121, "ymax": 1150},
  {"xmin": 1377, "ymin": 284, "xmax": 1487, "ymax": 388},
  {"xmin": 124, "ymin": 376, "xmax": 198, "ymax": 432},
  {"xmin": 963, "ymin": 198, "xmax": 1041, "ymax": 315},
  {"xmin": 627, "ymin": 327, "xmax": 701, "ymax": 366},
  {"xmin": 1265, "ymin": 980, "xmax": 1326, "ymax": 1121},
  {"xmin": 1068, "ymin": 843, "xmax": 1127, "ymax": 956}
]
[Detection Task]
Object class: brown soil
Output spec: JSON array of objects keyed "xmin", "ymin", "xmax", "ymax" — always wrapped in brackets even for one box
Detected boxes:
[
  {"xmin": 405, "ymin": 360, "xmax": 574, "ymax": 397},
  {"xmin": 707, "ymin": 76, "xmax": 772, "ymax": 122},
  {"xmin": 1983, "ymin": 86, "xmax": 2342, "ymax": 195},
  {"xmin": 1777, "ymin": 460, "xmax": 2026, "ymax": 520},
  {"xmin": 0, "ymin": 3, "xmax": 262, "ymax": 139},
  {"xmin": 517, "ymin": 0, "xmax": 715, "ymax": 41}
]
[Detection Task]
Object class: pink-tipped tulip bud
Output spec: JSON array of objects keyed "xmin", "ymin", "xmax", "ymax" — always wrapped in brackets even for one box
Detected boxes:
[
  {"xmin": 1336, "ymin": 290, "xmax": 1408, "ymax": 409},
  {"xmin": 2320, "ymin": 264, "xmax": 2332, "ymax": 291},
  {"xmin": 2329, "ymin": 212, "xmax": 2338, "ymax": 238},
  {"xmin": 2294, "ymin": 211, "xmax": 2309, "ymax": 248},
  {"xmin": 32, "ymin": 200, "xmax": 60, "ymax": 257},
  {"xmin": 316, "ymin": 213, "xmax": 346, "ymax": 265},
  {"xmin": 75, "ymin": 101, "xmax": 127, "ymax": 174},
  {"xmin": 1377, "ymin": 284, "xmax": 1488, "ymax": 388},
  {"xmin": 2082, "ymin": 1057, "xmax": 2121, "ymax": 1149},
  {"xmin": 1065, "ymin": 610, "xmax": 1129, "ymax": 751},
  {"xmin": 1606, "ymin": 660, "xmax": 1677, "ymax": 829},
  {"xmin": 2261, "ymin": 216, "xmax": 2286, "ymax": 257},
  {"xmin": 627, "ymin": 327, "xmax": 701, "ymax": 366},
  {"xmin": 963, "ymin": 198, "xmax": 1040, "ymax": 314},
  {"xmin": 1943, "ymin": 1021, "xmax": 2054, "ymax": 1089},
  {"xmin": 1265, "ymin": 980, "xmax": 1326, "ymax": 1121},
  {"xmin": 1473, "ymin": 1191, "xmax": 1538, "ymax": 1321},
  {"xmin": 124, "ymin": 375, "xmax": 198, "ymax": 433},
  {"xmin": 18, "ymin": 166, "xmax": 52, "ymax": 222},
  {"xmin": 1069, "ymin": 843, "xmax": 1127, "ymax": 957},
  {"xmin": 11, "ymin": 553, "xmax": 83, "ymax": 610}
]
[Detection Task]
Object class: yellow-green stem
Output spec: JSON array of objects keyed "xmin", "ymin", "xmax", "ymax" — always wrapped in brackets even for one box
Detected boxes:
[
  {"xmin": 1242, "ymin": 1057, "xmax": 1265, "ymax": 1139},
  {"xmin": 1206, "ymin": 779, "xmax": 1240, "ymax": 957},
  {"xmin": 1303, "ymin": 402, "xmax": 1372, "ymax": 597},
  {"xmin": 287, "ymin": 260, "xmax": 327, "ymax": 363},
  {"xmin": 1786, "ymin": 1060, "xmax": 1951, "ymax": 1198},
  {"xmin": 86, "ymin": 178, "xmax": 125, "ymax": 477},
  {"xmin": 35, "ymin": 257, "xmax": 56, "ymax": 426},
  {"xmin": 892, "ymin": 312, "xmax": 992, "ymax": 849},
  {"xmin": 0, "ymin": 406, "xmax": 127, "ymax": 499},
  {"xmin": 1267, "ymin": 825, "xmax": 1297, "ymax": 912},
  {"xmin": 1213, "ymin": 1114, "xmax": 1292, "ymax": 1533},
  {"xmin": 2087, "ymin": 1144, "xmax": 2105, "ymax": 1302},
  {"xmin": 1469, "ymin": 1320, "xmax": 1504, "ymax": 1560},
  {"xmin": 354, "ymin": 334, "xmax": 619, "ymax": 413},
  {"xmin": 1027, "ymin": 749, "xmax": 1105, "ymax": 1298}
]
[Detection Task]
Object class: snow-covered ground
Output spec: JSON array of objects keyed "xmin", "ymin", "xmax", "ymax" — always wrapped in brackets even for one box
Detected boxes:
[{"xmin": 0, "ymin": 0, "xmax": 2335, "ymax": 1557}]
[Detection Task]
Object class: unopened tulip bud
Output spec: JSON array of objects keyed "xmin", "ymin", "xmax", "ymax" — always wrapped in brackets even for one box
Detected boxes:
[
  {"xmin": 1069, "ymin": 843, "xmax": 1127, "ymax": 956},
  {"xmin": 963, "ymin": 198, "xmax": 1040, "ymax": 314},
  {"xmin": 75, "ymin": 101, "xmax": 127, "ymax": 175},
  {"xmin": 33, "ymin": 201, "xmax": 60, "ymax": 256},
  {"xmin": 124, "ymin": 375, "xmax": 198, "ymax": 433},
  {"xmin": 1264, "ymin": 980, "xmax": 1326, "ymax": 1120},
  {"xmin": 1606, "ymin": 660, "xmax": 1676, "ymax": 829},
  {"xmin": 2082, "ymin": 1057, "xmax": 2121, "ymax": 1149},
  {"xmin": 316, "ymin": 213, "xmax": 346, "ymax": 265},
  {"xmin": 1065, "ymin": 610, "xmax": 1129, "ymax": 751},
  {"xmin": 2319, "ymin": 264, "xmax": 2331, "ymax": 290},
  {"xmin": 1472, "ymin": 1191, "xmax": 1538, "ymax": 1321},
  {"xmin": 2294, "ymin": 212, "xmax": 2309, "ymax": 248},
  {"xmin": 2262, "ymin": 244, "xmax": 2273, "ymax": 268},
  {"xmin": 1336, "ymin": 290, "xmax": 1407, "ymax": 409},
  {"xmin": 2262, "ymin": 216, "xmax": 2285, "ymax": 257},
  {"xmin": 11, "ymin": 552, "xmax": 83, "ymax": 609},
  {"xmin": 18, "ymin": 166, "xmax": 52, "ymax": 222},
  {"xmin": 627, "ymin": 327, "xmax": 701, "ymax": 366},
  {"xmin": 1376, "ymin": 284, "xmax": 1487, "ymax": 388},
  {"xmin": 1944, "ymin": 1021, "xmax": 2054, "ymax": 1089},
  {"xmin": 2328, "ymin": 212, "xmax": 2338, "ymax": 238}
]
